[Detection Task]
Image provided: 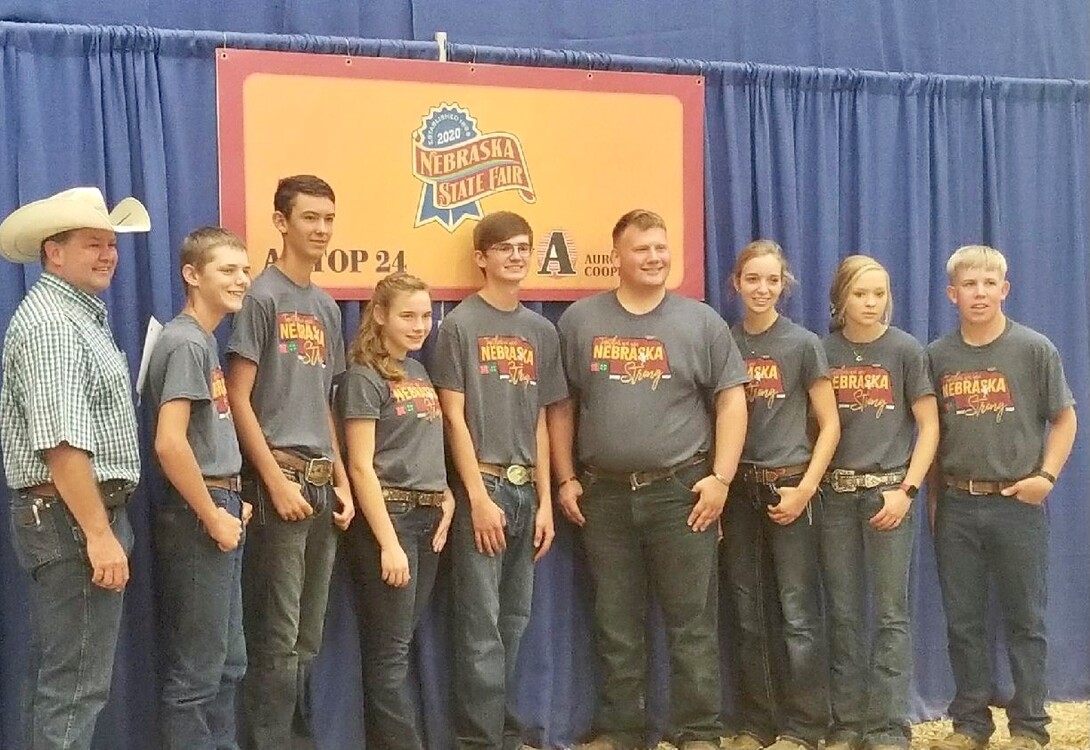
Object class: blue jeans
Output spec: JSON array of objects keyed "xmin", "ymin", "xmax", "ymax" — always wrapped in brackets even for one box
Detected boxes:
[
  {"xmin": 934, "ymin": 489, "xmax": 1050, "ymax": 745},
  {"xmin": 8, "ymin": 490, "xmax": 134, "ymax": 750},
  {"xmin": 451, "ymin": 473, "xmax": 538, "ymax": 750},
  {"xmin": 820, "ymin": 487, "xmax": 914, "ymax": 749},
  {"xmin": 579, "ymin": 462, "xmax": 722, "ymax": 748},
  {"xmin": 721, "ymin": 477, "xmax": 827, "ymax": 750},
  {"xmin": 345, "ymin": 502, "xmax": 441, "ymax": 750},
  {"xmin": 239, "ymin": 475, "xmax": 338, "ymax": 750},
  {"xmin": 156, "ymin": 488, "xmax": 247, "ymax": 750}
]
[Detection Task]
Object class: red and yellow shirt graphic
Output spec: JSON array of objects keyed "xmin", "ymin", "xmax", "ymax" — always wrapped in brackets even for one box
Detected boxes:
[
  {"xmin": 744, "ymin": 357, "xmax": 786, "ymax": 408},
  {"xmin": 590, "ymin": 336, "xmax": 672, "ymax": 390},
  {"xmin": 477, "ymin": 336, "xmax": 537, "ymax": 387},
  {"xmin": 830, "ymin": 365, "xmax": 895, "ymax": 418},
  {"xmin": 210, "ymin": 366, "xmax": 231, "ymax": 419},
  {"xmin": 940, "ymin": 369, "xmax": 1015, "ymax": 423},
  {"xmin": 277, "ymin": 312, "xmax": 327, "ymax": 367},
  {"xmin": 391, "ymin": 379, "xmax": 442, "ymax": 420}
]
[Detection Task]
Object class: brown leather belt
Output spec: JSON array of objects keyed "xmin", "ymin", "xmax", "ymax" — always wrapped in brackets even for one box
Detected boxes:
[
  {"xmin": 478, "ymin": 462, "xmax": 536, "ymax": 486},
  {"xmin": 22, "ymin": 478, "xmax": 136, "ymax": 509},
  {"xmin": 585, "ymin": 452, "xmax": 707, "ymax": 492},
  {"xmin": 825, "ymin": 467, "xmax": 906, "ymax": 493},
  {"xmin": 944, "ymin": 475, "xmax": 1019, "ymax": 496},
  {"xmin": 271, "ymin": 448, "xmax": 334, "ymax": 486},
  {"xmin": 382, "ymin": 487, "xmax": 445, "ymax": 507},
  {"xmin": 739, "ymin": 462, "xmax": 809, "ymax": 485},
  {"xmin": 204, "ymin": 475, "xmax": 242, "ymax": 492}
]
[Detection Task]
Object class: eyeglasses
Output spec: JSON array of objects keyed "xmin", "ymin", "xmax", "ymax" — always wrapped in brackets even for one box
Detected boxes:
[{"xmin": 488, "ymin": 242, "xmax": 533, "ymax": 258}]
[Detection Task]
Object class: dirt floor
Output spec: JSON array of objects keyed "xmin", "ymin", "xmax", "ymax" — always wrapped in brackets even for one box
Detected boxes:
[
  {"xmin": 635, "ymin": 702, "xmax": 1090, "ymax": 749},
  {"xmin": 908, "ymin": 702, "xmax": 1088, "ymax": 750}
]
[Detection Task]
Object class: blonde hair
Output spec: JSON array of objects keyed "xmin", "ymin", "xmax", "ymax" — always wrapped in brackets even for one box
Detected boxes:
[
  {"xmin": 730, "ymin": 239, "xmax": 797, "ymax": 296},
  {"xmin": 946, "ymin": 245, "xmax": 1007, "ymax": 282},
  {"xmin": 829, "ymin": 254, "xmax": 892, "ymax": 331},
  {"xmin": 348, "ymin": 272, "xmax": 430, "ymax": 381}
]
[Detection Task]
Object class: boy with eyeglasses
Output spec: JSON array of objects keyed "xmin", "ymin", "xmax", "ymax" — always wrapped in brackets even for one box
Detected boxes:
[{"xmin": 431, "ymin": 211, "xmax": 568, "ymax": 750}]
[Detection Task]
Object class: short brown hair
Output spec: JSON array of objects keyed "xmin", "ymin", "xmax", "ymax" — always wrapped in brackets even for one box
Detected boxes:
[
  {"xmin": 273, "ymin": 175, "xmax": 335, "ymax": 218},
  {"xmin": 472, "ymin": 211, "xmax": 533, "ymax": 254},
  {"xmin": 611, "ymin": 209, "xmax": 666, "ymax": 245},
  {"xmin": 179, "ymin": 226, "xmax": 247, "ymax": 287}
]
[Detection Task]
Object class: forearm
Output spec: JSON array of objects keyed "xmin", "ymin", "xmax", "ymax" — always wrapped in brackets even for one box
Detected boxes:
[
  {"xmin": 534, "ymin": 408, "xmax": 551, "ymax": 506},
  {"xmin": 348, "ymin": 462, "xmax": 399, "ymax": 549},
  {"xmin": 156, "ymin": 436, "xmax": 218, "ymax": 523},
  {"xmin": 546, "ymin": 398, "xmax": 578, "ymax": 480},
  {"xmin": 43, "ymin": 444, "xmax": 113, "ymax": 537},
  {"xmin": 327, "ymin": 408, "xmax": 350, "ymax": 488},
  {"xmin": 1040, "ymin": 407, "xmax": 1077, "ymax": 477},
  {"xmin": 800, "ymin": 424, "xmax": 838, "ymax": 495},
  {"xmin": 712, "ymin": 387, "xmax": 746, "ymax": 481},
  {"xmin": 904, "ymin": 398, "xmax": 940, "ymax": 488},
  {"xmin": 232, "ymin": 401, "xmax": 282, "ymax": 485}
]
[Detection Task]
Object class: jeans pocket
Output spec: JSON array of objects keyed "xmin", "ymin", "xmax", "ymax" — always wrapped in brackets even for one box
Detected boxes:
[{"xmin": 9, "ymin": 499, "xmax": 64, "ymax": 574}]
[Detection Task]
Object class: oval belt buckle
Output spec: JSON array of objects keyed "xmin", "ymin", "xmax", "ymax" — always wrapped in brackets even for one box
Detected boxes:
[{"xmin": 505, "ymin": 465, "xmax": 530, "ymax": 486}]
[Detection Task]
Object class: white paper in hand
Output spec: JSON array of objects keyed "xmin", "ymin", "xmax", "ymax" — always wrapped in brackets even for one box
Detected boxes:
[{"xmin": 135, "ymin": 316, "xmax": 163, "ymax": 404}]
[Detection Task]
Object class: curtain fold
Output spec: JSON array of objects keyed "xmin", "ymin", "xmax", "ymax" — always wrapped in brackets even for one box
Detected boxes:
[{"xmin": 0, "ymin": 22, "xmax": 1086, "ymax": 750}]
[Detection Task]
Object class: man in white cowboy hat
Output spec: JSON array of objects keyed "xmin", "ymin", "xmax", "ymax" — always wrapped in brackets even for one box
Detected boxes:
[{"xmin": 0, "ymin": 186, "xmax": 150, "ymax": 750}]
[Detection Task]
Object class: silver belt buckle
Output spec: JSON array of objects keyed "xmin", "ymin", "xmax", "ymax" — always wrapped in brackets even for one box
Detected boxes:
[
  {"xmin": 505, "ymin": 465, "xmax": 531, "ymax": 486},
  {"xmin": 831, "ymin": 469, "xmax": 855, "ymax": 493}
]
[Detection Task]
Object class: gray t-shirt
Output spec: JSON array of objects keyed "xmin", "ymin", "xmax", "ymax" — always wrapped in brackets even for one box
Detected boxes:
[
  {"xmin": 824, "ymin": 326, "xmax": 934, "ymax": 472},
  {"xmin": 927, "ymin": 319, "xmax": 1074, "ymax": 480},
  {"xmin": 336, "ymin": 358, "xmax": 446, "ymax": 492},
  {"xmin": 429, "ymin": 294, "xmax": 567, "ymax": 466},
  {"xmin": 558, "ymin": 291, "xmax": 747, "ymax": 472},
  {"xmin": 227, "ymin": 265, "xmax": 345, "ymax": 458},
  {"xmin": 146, "ymin": 313, "xmax": 242, "ymax": 478},
  {"xmin": 732, "ymin": 315, "xmax": 829, "ymax": 467}
]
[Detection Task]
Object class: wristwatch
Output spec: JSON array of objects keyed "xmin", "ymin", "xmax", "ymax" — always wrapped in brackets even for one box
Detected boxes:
[{"xmin": 898, "ymin": 482, "xmax": 919, "ymax": 499}]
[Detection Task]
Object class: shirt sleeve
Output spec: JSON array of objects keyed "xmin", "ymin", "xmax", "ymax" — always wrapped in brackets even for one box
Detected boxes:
[
  {"xmin": 159, "ymin": 342, "xmax": 212, "ymax": 405},
  {"xmin": 226, "ymin": 294, "xmax": 272, "ymax": 364},
  {"xmin": 711, "ymin": 323, "xmax": 749, "ymax": 392},
  {"xmin": 801, "ymin": 333, "xmax": 831, "ymax": 388},
  {"xmin": 538, "ymin": 323, "xmax": 569, "ymax": 406},
  {"xmin": 903, "ymin": 338, "xmax": 936, "ymax": 403},
  {"xmin": 338, "ymin": 368, "xmax": 385, "ymax": 420},
  {"xmin": 19, "ymin": 321, "xmax": 97, "ymax": 455},
  {"xmin": 428, "ymin": 320, "xmax": 465, "ymax": 392},
  {"xmin": 1039, "ymin": 341, "xmax": 1075, "ymax": 418}
]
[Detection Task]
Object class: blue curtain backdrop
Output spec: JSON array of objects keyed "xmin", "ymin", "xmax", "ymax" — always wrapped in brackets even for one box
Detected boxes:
[{"xmin": 0, "ymin": 22, "xmax": 1086, "ymax": 750}]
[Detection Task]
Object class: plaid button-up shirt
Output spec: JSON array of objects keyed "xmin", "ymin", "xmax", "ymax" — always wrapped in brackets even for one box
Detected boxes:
[{"xmin": 1, "ymin": 272, "xmax": 140, "ymax": 489}]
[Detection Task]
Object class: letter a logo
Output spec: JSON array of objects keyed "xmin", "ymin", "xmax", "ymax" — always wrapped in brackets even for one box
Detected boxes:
[{"xmin": 537, "ymin": 231, "xmax": 577, "ymax": 277}]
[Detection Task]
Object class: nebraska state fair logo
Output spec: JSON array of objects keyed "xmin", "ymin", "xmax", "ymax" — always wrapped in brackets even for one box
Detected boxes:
[
  {"xmin": 940, "ymin": 369, "xmax": 1015, "ymax": 423},
  {"xmin": 478, "ymin": 336, "xmax": 537, "ymax": 387},
  {"xmin": 744, "ymin": 357, "xmax": 786, "ymax": 407},
  {"xmin": 412, "ymin": 104, "xmax": 536, "ymax": 231},
  {"xmin": 590, "ymin": 336, "xmax": 671, "ymax": 390},
  {"xmin": 390, "ymin": 379, "xmax": 441, "ymax": 421},
  {"xmin": 276, "ymin": 312, "xmax": 327, "ymax": 367},
  {"xmin": 210, "ymin": 367, "xmax": 231, "ymax": 420},
  {"xmin": 830, "ymin": 365, "xmax": 895, "ymax": 418}
]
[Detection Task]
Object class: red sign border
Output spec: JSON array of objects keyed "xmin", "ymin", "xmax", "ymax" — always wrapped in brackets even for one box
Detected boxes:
[{"xmin": 216, "ymin": 49, "xmax": 705, "ymax": 301}]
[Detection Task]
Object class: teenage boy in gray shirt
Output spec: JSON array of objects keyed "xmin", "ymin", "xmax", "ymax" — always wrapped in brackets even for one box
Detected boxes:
[
  {"xmin": 147, "ymin": 227, "xmax": 252, "ymax": 750},
  {"xmin": 431, "ymin": 211, "xmax": 567, "ymax": 750},
  {"xmin": 226, "ymin": 176, "xmax": 354, "ymax": 750},
  {"xmin": 550, "ymin": 209, "xmax": 748, "ymax": 750},
  {"xmin": 926, "ymin": 245, "xmax": 1076, "ymax": 750}
]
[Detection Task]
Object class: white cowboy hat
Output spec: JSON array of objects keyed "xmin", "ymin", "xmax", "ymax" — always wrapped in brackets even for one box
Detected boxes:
[{"xmin": 0, "ymin": 186, "xmax": 151, "ymax": 263}]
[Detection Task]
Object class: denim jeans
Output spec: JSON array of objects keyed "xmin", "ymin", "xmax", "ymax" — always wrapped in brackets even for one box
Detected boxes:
[
  {"xmin": 451, "ymin": 472, "xmax": 538, "ymax": 750},
  {"xmin": 345, "ymin": 501, "xmax": 441, "ymax": 750},
  {"xmin": 8, "ymin": 490, "xmax": 134, "ymax": 750},
  {"xmin": 156, "ymin": 488, "xmax": 247, "ymax": 750},
  {"xmin": 579, "ymin": 461, "xmax": 722, "ymax": 748},
  {"xmin": 820, "ymin": 487, "xmax": 914, "ymax": 749},
  {"xmin": 934, "ymin": 489, "xmax": 1050, "ymax": 745},
  {"xmin": 720, "ymin": 477, "xmax": 827, "ymax": 750},
  {"xmin": 239, "ymin": 475, "xmax": 338, "ymax": 750}
]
